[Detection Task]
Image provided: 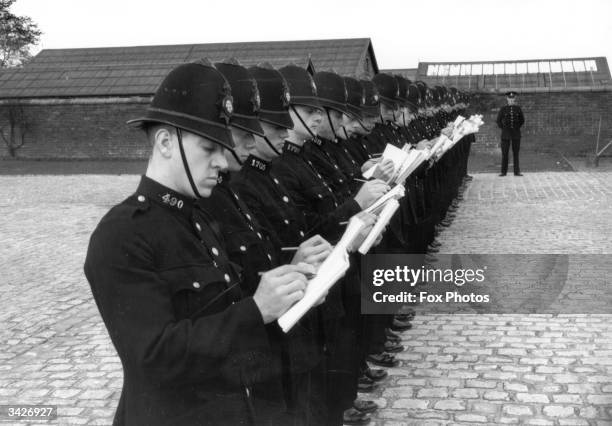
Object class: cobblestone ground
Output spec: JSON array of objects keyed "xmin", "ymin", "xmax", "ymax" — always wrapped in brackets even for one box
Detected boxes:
[
  {"xmin": 0, "ymin": 172, "xmax": 611, "ymax": 425},
  {"xmin": 369, "ymin": 172, "xmax": 612, "ymax": 426}
]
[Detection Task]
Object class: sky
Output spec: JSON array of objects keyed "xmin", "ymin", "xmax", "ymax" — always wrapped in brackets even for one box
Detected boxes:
[{"xmin": 10, "ymin": 0, "xmax": 612, "ymax": 69}]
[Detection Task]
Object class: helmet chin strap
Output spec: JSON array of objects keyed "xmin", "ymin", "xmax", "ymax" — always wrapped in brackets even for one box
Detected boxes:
[
  {"xmin": 230, "ymin": 149, "xmax": 244, "ymax": 166},
  {"xmin": 402, "ymin": 111, "xmax": 407, "ymax": 127},
  {"xmin": 176, "ymin": 127, "xmax": 202, "ymax": 199},
  {"xmin": 358, "ymin": 118, "xmax": 371, "ymax": 132},
  {"xmin": 291, "ymin": 105, "xmax": 319, "ymax": 142},
  {"xmin": 263, "ymin": 135, "xmax": 281, "ymax": 156},
  {"xmin": 342, "ymin": 125, "xmax": 350, "ymax": 140},
  {"xmin": 325, "ymin": 108, "xmax": 338, "ymax": 142}
]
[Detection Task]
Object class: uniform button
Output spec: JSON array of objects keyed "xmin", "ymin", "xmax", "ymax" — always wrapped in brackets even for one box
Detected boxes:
[
  {"xmin": 339, "ymin": 179, "xmax": 344, "ymax": 183},
  {"xmin": 240, "ymin": 245, "xmax": 247, "ymax": 252},
  {"xmin": 267, "ymin": 254, "xmax": 272, "ymax": 261},
  {"xmin": 282, "ymin": 196, "xmax": 289, "ymax": 203},
  {"xmin": 233, "ymin": 193, "xmax": 239, "ymax": 200},
  {"xmin": 257, "ymin": 232, "xmax": 262, "ymax": 239},
  {"xmin": 284, "ymin": 219, "xmax": 289, "ymax": 225},
  {"xmin": 334, "ymin": 165, "xmax": 339, "ymax": 169},
  {"xmin": 211, "ymin": 247, "xmax": 219, "ymax": 256},
  {"xmin": 299, "ymin": 231, "xmax": 305, "ymax": 237},
  {"xmin": 195, "ymin": 222, "xmax": 202, "ymax": 232},
  {"xmin": 273, "ymin": 178, "xmax": 280, "ymax": 184},
  {"xmin": 224, "ymin": 273, "xmax": 231, "ymax": 283},
  {"xmin": 245, "ymin": 214, "xmax": 251, "ymax": 220},
  {"xmin": 192, "ymin": 282, "xmax": 200, "ymax": 289},
  {"xmin": 318, "ymin": 194, "xmax": 323, "ymax": 198},
  {"xmin": 137, "ymin": 195, "xmax": 146, "ymax": 202}
]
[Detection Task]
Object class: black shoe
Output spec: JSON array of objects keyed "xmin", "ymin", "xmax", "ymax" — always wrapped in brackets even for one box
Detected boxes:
[
  {"xmin": 357, "ymin": 375, "xmax": 378, "ymax": 393},
  {"xmin": 364, "ymin": 367, "xmax": 388, "ymax": 382},
  {"xmin": 499, "ymin": 173, "xmax": 506, "ymax": 177},
  {"xmin": 391, "ymin": 318, "xmax": 413, "ymax": 331},
  {"xmin": 353, "ymin": 399, "xmax": 379, "ymax": 414},
  {"xmin": 385, "ymin": 327, "xmax": 401, "ymax": 341},
  {"xmin": 396, "ymin": 307, "xmax": 416, "ymax": 319},
  {"xmin": 384, "ymin": 340, "xmax": 405, "ymax": 353},
  {"xmin": 367, "ymin": 352, "xmax": 399, "ymax": 368},
  {"xmin": 514, "ymin": 173, "xmax": 523, "ymax": 176},
  {"xmin": 343, "ymin": 408, "xmax": 371, "ymax": 424}
]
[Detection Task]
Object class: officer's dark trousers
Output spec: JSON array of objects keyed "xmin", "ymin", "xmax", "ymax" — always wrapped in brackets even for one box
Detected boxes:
[{"xmin": 501, "ymin": 138, "xmax": 521, "ymax": 175}]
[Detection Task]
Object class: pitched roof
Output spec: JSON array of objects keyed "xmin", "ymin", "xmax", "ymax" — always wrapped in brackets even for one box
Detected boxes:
[
  {"xmin": 380, "ymin": 68, "xmax": 418, "ymax": 80},
  {"xmin": 0, "ymin": 38, "xmax": 378, "ymax": 99}
]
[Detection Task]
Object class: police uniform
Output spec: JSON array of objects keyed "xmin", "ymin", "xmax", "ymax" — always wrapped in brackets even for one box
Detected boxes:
[
  {"xmin": 496, "ymin": 91, "xmax": 525, "ymax": 176},
  {"xmin": 229, "ymin": 63, "xmax": 329, "ymax": 426},
  {"xmin": 84, "ymin": 61, "xmax": 285, "ymax": 426}
]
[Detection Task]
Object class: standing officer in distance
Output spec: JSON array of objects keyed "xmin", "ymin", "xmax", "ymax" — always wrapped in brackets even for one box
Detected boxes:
[
  {"xmin": 84, "ymin": 61, "xmax": 312, "ymax": 426},
  {"xmin": 497, "ymin": 91, "xmax": 525, "ymax": 176}
]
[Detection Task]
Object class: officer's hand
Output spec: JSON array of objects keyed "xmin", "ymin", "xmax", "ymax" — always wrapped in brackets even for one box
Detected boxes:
[
  {"xmin": 253, "ymin": 264, "xmax": 313, "ymax": 324},
  {"xmin": 416, "ymin": 140, "xmax": 430, "ymax": 150},
  {"xmin": 372, "ymin": 159, "xmax": 395, "ymax": 181},
  {"xmin": 292, "ymin": 235, "xmax": 333, "ymax": 267},
  {"xmin": 361, "ymin": 158, "xmax": 380, "ymax": 173},
  {"xmin": 347, "ymin": 211, "xmax": 378, "ymax": 252},
  {"xmin": 441, "ymin": 124, "xmax": 454, "ymax": 138},
  {"xmin": 353, "ymin": 179, "xmax": 390, "ymax": 209}
]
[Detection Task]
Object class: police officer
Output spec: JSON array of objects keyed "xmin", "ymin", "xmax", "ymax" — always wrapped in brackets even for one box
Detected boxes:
[
  {"xmin": 200, "ymin": 58, "xmax": 334, "ymax": 426},
  {"xmin": 497, "ymin": 91, "xmax": 525, "ymax": 176},
  {"xmin": 84, "ymin": 61, "xmax": 313, "ymax": 426}
]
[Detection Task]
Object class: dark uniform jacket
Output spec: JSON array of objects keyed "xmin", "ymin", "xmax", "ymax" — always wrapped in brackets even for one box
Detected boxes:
[
  {"xmin": 496, "ymin": 104, "xmax": 525, "ymax": 139},
  {"xmin": 231, "ymin": 155, "xmax": 324, "ymax": 373},
  {"xmin": 272, "ymin": 141, "xmax": 360, "ymax": 243},
  {"xmin": 345, "ymin": 135, "xmax": 371, "ymax": 166},
  {"xmin": 232, "ymin": 155, "xmax": 307, "ymax": 248},
  {"xmin": 198, "ymin": 172, "xmax": 279, "ymax": 296},
  {"xmin": 84, "ymin": 176, "xmax": 283, "ymax": 426},
  {"xmin": 302, "ymin": 137, "xmax": 354, "ymax": 201}
]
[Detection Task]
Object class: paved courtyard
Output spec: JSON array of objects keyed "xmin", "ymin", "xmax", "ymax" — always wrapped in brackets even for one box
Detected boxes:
[{"xmin": 1, "ymin": 171, "xmax": 612, "ymax": 425}]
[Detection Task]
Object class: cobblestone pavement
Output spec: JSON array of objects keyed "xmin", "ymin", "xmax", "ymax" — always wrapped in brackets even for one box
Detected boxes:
[
  {"xmin": 0, "ymin": 172, "xmax": 611, "ymax": 425},
  {"xmin": 369, "ymin": 172, "xmax": 612, "ymax": 426}
]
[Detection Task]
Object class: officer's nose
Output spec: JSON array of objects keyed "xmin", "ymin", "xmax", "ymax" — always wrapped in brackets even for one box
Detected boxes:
[
  {"xmin": 279, "ymin": 128, "xmax": 289, "ymax": 140},
  {"xmin": 245, "ymin": 133, "xmax": 256, "ymax": 150},
  {"xmin": 214, "ymin": 147, "xmax": 229, "ymax": 170}
]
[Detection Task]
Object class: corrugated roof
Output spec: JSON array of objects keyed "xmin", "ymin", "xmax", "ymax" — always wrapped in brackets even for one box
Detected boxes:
[{"xmin": 0, "ymin": 38, "xmax": 378, "ymax": 98}]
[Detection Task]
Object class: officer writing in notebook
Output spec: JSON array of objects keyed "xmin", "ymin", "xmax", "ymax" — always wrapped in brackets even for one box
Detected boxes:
[{"xmin": 84, "ymin": 61, "xmax": 312, "ymax": 426}]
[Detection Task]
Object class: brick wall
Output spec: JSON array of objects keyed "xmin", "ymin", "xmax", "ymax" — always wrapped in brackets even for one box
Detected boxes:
[
  {"xmin": 469, "ymin": 90, "xmax": 612, "ymax": 156},
  {"xmin": 1, "ymin": 91, "xmax": 611, "ymax": 160},
  {"xmin": 0, "ymin": 99, "xmax": 151, "ymax": 160}
]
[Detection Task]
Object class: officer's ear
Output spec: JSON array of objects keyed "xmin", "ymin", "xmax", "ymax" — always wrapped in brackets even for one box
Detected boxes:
[{"xmin": 152, "ymin": 126, "xmax": 175, "ymax": 159}]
